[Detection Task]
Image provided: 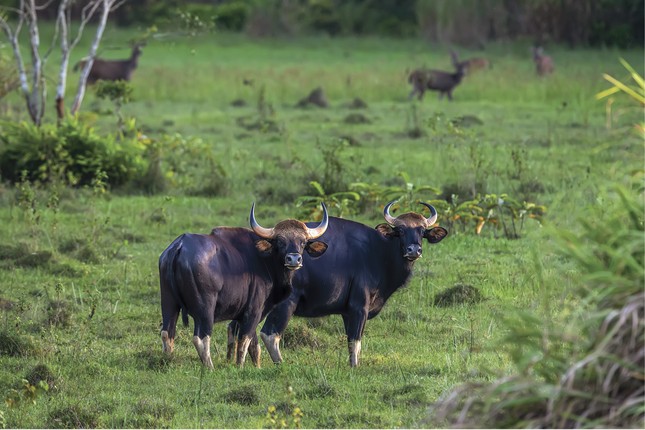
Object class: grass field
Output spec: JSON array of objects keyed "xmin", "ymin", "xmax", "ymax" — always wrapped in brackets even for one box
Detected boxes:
[{"xmin": 0, "ymin": 28, "xmax": 643, "ymax": 428}]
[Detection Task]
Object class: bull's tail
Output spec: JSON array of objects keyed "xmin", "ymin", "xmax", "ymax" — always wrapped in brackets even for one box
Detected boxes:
[{"xmin": 159, "ymin": 236, "xmax": 189, "ymax": 330}]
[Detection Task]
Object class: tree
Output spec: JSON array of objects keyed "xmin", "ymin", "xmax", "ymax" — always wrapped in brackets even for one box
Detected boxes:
[{"xmin": 0, "ymin": 0, "xmax": 126, "ymax": 125}]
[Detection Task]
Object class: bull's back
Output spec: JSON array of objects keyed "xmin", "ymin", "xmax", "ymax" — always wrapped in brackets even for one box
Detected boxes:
[{"xmin": 162, "ymin": 229, "xmax": 270, "ymax": 321}]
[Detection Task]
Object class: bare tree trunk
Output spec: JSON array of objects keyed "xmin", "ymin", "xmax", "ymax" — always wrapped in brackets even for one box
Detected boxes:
[
  {"xmin": 25, "ymin": 0, "xmax": 44, "ymax": 125},
  {"xmin": 71, "ymin": 0, "xmax": 118, "ymax": 115},
  {"xmin": 0, "ymin": 1, "xmax": 33, "ymax": 122},
  {"xmin": 55, "ymin": 0, "xmax": 103, "ymax": 121},
  {"xmin": 56, "ymin": 0, "xmax": 72, "ymax": 121}
]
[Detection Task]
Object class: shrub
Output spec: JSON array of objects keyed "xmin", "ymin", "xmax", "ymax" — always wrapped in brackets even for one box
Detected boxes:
[
  {"xmin": 215, "ymin": 1, "xmax": 250, "ymax": 31},
  {"xmin": 0, "ymin": 118, "xmax": 147, "ymax": 188},
  {"xmin": 429, "ymin": 186, "xmax": 644, "ymax": 428}
]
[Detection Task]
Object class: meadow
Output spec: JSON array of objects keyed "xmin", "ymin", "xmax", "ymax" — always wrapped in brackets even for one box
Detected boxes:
[{"xmin": 0, "ymin": 29, "xmax": 643, "ymax": 428}]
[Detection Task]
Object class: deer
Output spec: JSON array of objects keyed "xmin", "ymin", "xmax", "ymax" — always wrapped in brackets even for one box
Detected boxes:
[
  {"xmin": 532, "ymin": 46, "xmax": 554, "ymax": 76},
  {"xmin": 408, "ymin": 50, "xmax": 466, "ymax": 101},
  {"xmin": 74, "ymin": 43, "xmax": 143, "ymax": 85},
  {"xmin": 455, "ymin": 56, "xmax": 491, "ymax": 75}
]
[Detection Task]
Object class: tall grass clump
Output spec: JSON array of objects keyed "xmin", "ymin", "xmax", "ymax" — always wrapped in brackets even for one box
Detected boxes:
[{"xmin": 429, "ymin": 185, "xmax": 644, "ymax": 428}]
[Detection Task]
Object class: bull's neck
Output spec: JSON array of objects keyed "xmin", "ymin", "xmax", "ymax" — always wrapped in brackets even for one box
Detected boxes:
[{"xmin": 383, "ymin": 247, "xmax": 416, "ymax": 297}]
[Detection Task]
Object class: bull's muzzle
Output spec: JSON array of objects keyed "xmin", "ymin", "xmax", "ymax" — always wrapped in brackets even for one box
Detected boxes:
[
  {"xmin": 404, "ymin": 244, "xmax": 422, "ymax": 261},
  {"xmin": 284, "ymin": 253, "xmax": 303, "ymax": 270}
]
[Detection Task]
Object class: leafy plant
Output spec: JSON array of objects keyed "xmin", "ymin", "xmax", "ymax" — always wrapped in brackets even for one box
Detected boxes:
[
  {"xmin": 595, "ymin": 58, "xmax": 644, "ymax": 134},
  {"xmin": 0, "ymin": 118, "xmax": 147, "ymax": 187},
  {"xmin": 430, "ymin": 186, "xmax": 644, "ymax": 428},
  {"xmin": 265, "ymin": 384, "xmax": 304, "ymax": 429},
  {"xmin": 95, "ymin": 80, "xmax": 134, "ymax": 131},
  {"xmin": 4, "ymin": 379, "xmax": 49, "ymax": 408},
  {"xmin": 295, "ymin": 181, "xmax": 360, "ymax": 218}
]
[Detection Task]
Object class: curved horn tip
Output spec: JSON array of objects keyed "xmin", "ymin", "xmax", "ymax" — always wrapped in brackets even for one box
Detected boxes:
[
  {"xmin": 419, "ymin": 202, "xmax": 438, "ymax": 225},
  {"xmin": 250, "ymin": 202, "xmax": 274, "ymax": 239},
  {"xmin": 383, "ymin": 200, "xmax": 398, "ymax": 225},
  {"xmin": 306, "ymin": 203, "xmax": 329, "ymax": 239}
]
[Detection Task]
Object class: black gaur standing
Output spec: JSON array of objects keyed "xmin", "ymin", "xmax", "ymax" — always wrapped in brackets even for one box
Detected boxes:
[
  {"xmin": 229, "ymin": 201, "xmax": 448, "ymax": 367},
  {"xmin": 159, "ymin": 203, "xmax": 329, "ymax": 368}
]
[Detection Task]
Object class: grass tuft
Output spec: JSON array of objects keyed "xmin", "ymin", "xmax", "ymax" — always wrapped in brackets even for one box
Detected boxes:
[
  {"xmin": 433, "ymin": 284, "xmax": 484, "ymax": 307},
  {"xmin": 0, "ymin": 331, "xmax": 35, "ymax": 357},
  {"xmin": 225, "ymin": 386, "xmax": 260, "ymax": 405},
  {"xmin": 47, "ymin": 405, "xmax": 99, "ymax": 429},
  {"xmin": 25, "ymin": 363, "xmax": 58, "ymax": 392}
]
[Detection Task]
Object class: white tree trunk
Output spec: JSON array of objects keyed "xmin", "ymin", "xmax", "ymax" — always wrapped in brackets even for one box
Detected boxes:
[{"xmin": 71, "ymin": 0, "xmax": 114, "ymax": 115}]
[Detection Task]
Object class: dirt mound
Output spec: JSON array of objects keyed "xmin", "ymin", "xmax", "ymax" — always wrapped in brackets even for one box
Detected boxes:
[{"xmin": 296, "ymin": 87, "xmax": 329, "ymax": 108}]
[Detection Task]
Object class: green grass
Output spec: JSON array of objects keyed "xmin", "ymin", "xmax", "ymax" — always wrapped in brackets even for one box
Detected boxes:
[{"xmin": 0, "ymin": 27, "xmax": 643, "ymax": 428}]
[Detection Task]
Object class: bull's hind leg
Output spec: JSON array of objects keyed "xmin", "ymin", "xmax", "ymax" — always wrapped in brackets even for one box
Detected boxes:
[
  {"xmin": 227, "ymin": 321, "xmax": 239, "ymax": 362},
  {"xmin": 235, "ymin": 335, "xmax": 252, "ymax": 367},
  {"xmin": 228, "ymin": 322, "xmax": 261, "ymax": 366},
  {"xmin": 160, "ymin": 291, "xmax": 180, "ymax": 355},
  {"xmin": 193, "ymin": 309, "xmax": 215, "ymax": 368},
  {"xmin": 248, "ymin": 333, "xmax": 261, "ymax": 368}
]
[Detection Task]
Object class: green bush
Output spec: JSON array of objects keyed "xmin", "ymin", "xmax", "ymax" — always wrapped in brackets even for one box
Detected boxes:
[
  {"xmin": 0, "ymin": 119, "xmax": 147, "ymax": 188},
  {"xmin": 215, "ymin": 1, "xmax": 250, "ymax": 31},
  {"xmin": 430, "ymin": 186, "xmax": 644, "ymax": 428}
]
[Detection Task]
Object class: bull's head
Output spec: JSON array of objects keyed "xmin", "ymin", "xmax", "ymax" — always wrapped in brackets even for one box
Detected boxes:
[
  {"xmin": 377, "ymin": 200, "xmax": 448, "ymax": 261},
  {"xmin": 250, "ymin": 203, "xmax": 329, "ymax": 270}
]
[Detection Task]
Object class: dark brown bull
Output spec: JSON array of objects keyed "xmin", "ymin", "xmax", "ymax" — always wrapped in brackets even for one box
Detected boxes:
[
  {"xmin": 159, "ymin": 203, "xmax": 329, "ymax": 368},
  {"xmin": 232, "ymin": 200, "xmax": 448, "ymax": 367}
]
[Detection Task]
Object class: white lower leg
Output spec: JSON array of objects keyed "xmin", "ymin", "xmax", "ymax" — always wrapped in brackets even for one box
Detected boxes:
[
  {"xmin": 260, "ymin": 332, "xmax": 283, "ymax": 363},
  {"xmin": 236, "ymin": 336, "xmax": 252, "ymax": 367},
  {"xmin": 161, "ymin": 330, "xmax": 174, "ymax": 354},
  {"xmin": 193, "ymin": 335, "xmax": 213, "ymax": 368},
  {"xmin": 348, "ymin": 339, "xmax": 361, "ymax": 367}
]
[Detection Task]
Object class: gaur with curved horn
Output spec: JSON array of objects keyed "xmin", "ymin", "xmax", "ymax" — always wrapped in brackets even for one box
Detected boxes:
[
  {"xmin": 235, "ymin": 199, "xmax": 448, "ymax": 367},
  {"xmin": 159, "ymin": 203, "xmax": 329, "ymax": 369}
]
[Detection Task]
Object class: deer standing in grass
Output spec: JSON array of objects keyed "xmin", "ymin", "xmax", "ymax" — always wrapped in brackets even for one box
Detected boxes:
[
  {"xmin": 532, "ymin": 46, "xmax": 554, "ymax": 76},
  {"xmin": 455, "ymin": 56, "xmax": 491, "ymax": 75},
  {"xmin": 74, "ymin": 43, "xmax": 143, "ymax": 85},
  {"xmin": 408, "ymin": 50, "xmax": 466, "ymax": 101}
]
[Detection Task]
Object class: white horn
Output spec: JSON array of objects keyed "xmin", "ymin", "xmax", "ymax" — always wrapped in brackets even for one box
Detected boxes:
[
  {"xmin": 419, "ymin": 202, "xmax": 438, "ymax": 226},
  {"xmin": 306, "ymin": 203, "xmax": 328, "ymax": 239},
  {"xmin": 383, "ymin": 200, "xmax": 398, "ymax": 225},
  {"xmin": 249, "ymin": 202, "xmax": 274, "ymax": 239}
]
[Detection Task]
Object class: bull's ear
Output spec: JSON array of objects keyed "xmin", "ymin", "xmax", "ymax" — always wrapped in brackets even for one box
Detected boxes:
[
  {"xmin": 375, "ymin": 223, "xmax": 397, "ymax": 237},
  {"xmin": 255, "ymin": 239, "xmax": 274, "ymax": 256},
  {"xmin": 305, "ymin": 240, "xmax": 328, "ymax": 257},
  {"xmin": 425, "ymin": 227, "xmax": 448, "ymax": 243}
]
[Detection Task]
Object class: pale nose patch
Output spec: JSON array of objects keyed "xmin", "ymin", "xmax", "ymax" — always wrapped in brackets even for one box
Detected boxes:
[
  {"xmin": 285, "ymin": 253, "xmax": 303, "ymax": 268},
  {"xmin": 405, "ymin": 244, "xmax": 422, "ymax": 259}
]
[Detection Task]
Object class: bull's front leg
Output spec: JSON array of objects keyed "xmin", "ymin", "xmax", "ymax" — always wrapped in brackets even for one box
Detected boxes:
[{"xmin": 342, "ymin": 305, "xmax": 368, "ymax": 367}]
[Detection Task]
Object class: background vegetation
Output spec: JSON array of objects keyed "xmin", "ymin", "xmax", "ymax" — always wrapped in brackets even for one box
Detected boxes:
[{"xmin": 0, "ymin": 3, "xmax": 643, "ymax": 428}]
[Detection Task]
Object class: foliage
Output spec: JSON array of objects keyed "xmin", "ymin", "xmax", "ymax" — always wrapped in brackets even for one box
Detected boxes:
[
  {"xmin": 295, "ymin": 180, "xmax": 360, "ymax": 218},
  {"xmin": 428, "ymin": 193, "xmax": 546, "ymax": 239},
  {"xmin": 215, "ymin": 1, "xmax": 250, "ymax": 31},
  {"xmin": 142, "ymin": 133, "xmax": 229, "ymax": 196},
  {"xmin": 265, "ymin": 384, "xmax": 304, "ymax": 429},
  {"xmin": 4, "ymin": 379, "xmax": 49, "ymax": 408},
  {"xmin": 0, "ymin": 118, "xmax": 147, "ymax": 187},
  {"xmin": 431, "ymin": 186, "xmax": 644, "ymax": 428},
  {"xmin": 595, "ymin": 58, "xmax": 644, "ymax": 134},
  {"xmin": 95, "ymin": 80, "xmax": 134, "ymax": 131}
]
